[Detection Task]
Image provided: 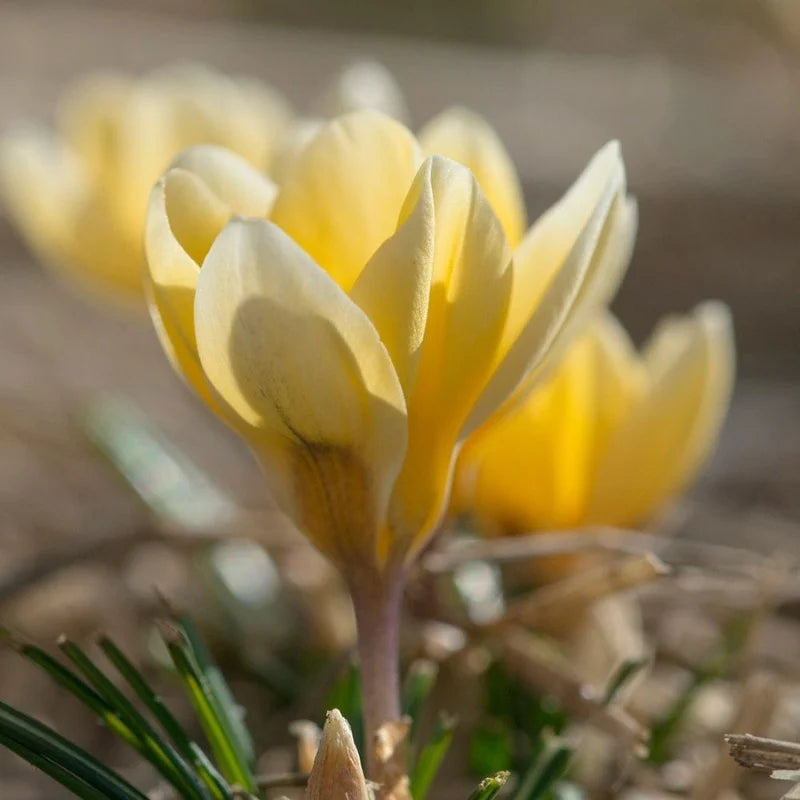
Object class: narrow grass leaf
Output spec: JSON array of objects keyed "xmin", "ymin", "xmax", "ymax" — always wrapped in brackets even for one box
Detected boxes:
[
  {"xmin": 58, "ymin": 637, "xmax": 211, "ymax": 800},
  {"xmin": 11, "ymin": 639, "xmax": 145, "ymax": 753},
  {"xmin": 602, "ymin": 658, "xmax": 647, "ymax": 707},
  {"xmin": 161, "ymin": 623, "xmax": 256, "ymax": 792},
  {"xmin": 0, "ymin": 700, "xmax": 149, "ymax": 800},
  {"xmin": 174, "ymin": 615, "xmax": 256, "ymax": 770},
  {"xmin": 515, "ymin": 743, "xmax": 572, "ymax": 800},
  {"xmin": 1, "ymin": 735, "xmax": 115, "ymax": 800},
  {"xmin": 98, "ymin": 635, "xmax": 231, "ymax": 800},
  {"xmin": 410, "ymin": 713, "xmax": 456, "ymax": 800},
  {"xmin": 403, "ymin": 659, "xmax": 439, "ymax": 746}
]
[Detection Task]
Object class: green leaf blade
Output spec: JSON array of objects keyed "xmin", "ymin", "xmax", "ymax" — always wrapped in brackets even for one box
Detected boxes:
[
  {"xmin": 410, "ymin": 713, "xmax": 456, "ymax": 800},
  {"xmin": 98, "ymin": 635, "xmax": 230, "ymax": 800},
  {"xmin": 58, "ymin": 637, "xmax": 211, "ymax": 800},
  {"xmin": 0, "ymin": 700, "xmax": 150, "ymax": 800},
  {"xmin": 161, "ymin": 622, "xmax": 256, "ymax": 792}
]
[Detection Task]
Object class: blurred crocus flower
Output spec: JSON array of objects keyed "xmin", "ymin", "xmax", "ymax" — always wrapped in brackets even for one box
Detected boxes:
[
  {"xmin": 270, "ymin": 59, "xmax": 408, "ymax": 182},
  {"xmin": 0, "ymin": 64, "xmax": 291, "ymax": 301},
  {"xmin": 454, "ymin": 304, "xmax": 735, "ymax": 535},
  {"xmin": 145, "ymin": 108, "xmax": 633, "ymax": 761}
]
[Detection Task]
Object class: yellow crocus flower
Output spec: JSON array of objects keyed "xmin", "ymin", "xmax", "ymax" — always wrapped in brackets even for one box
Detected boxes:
[
  {"xmin": 0, "ymin": 64, "xmax": 291, "ymax": 301},
  {"xmin": 146, "ymin": 109, "xmax": 634, "ymax": 575},
  {"xmin": 454, "ymin": 304, "xmax": 735, "ymax": 535},
  {"xmin": 144, "ymin": 109, "xmax": 633, "ymax": 762}
]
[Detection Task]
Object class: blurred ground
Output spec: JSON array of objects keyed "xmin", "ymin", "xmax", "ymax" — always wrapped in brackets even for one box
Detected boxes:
[{"xmin": 0, "ymin": 1, "xmax": 798, "ymax": 796}]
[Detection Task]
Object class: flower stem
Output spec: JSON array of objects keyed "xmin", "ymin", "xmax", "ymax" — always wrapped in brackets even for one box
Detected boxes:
[{"xmin": 350, "ymin": 570, "xmax": 404, "ymax": 779}]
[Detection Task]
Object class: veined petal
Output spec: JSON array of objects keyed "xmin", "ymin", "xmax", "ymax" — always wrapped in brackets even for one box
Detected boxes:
[
  {"xmin": 509, "ymin": 193, "xmax": 638, "ymax": 413},
  {"xmin": 145, "ymin": 146, "xmax": 276, "ymax": 403},
  {"xmin": 509, "ymin": 141, "xmax": 626, "ymax": 342},
  {"xmin": 194, "ymin": 218, "xmax": 408, "ymax": 568},
  {"xmin": 349, "ymin": 159, "xmax": 435, "ymax": 397},
  {"xmin": 385, "ymin": 156, "xmax": 514, "ymax": 558},
  {"xmin": 419, "ymin": 107, "xmax": 526, "ymax": 246},
  {"xmin": 270, "ymin": 110, "xmax": 423, "ymax": 291},
  {"xmin": 586, "ymin": 302, "xmax": 735, "ymax": 526},
  {"xmin": 462, "ymin": 145, "xmax": 627, "ymax": 437}
]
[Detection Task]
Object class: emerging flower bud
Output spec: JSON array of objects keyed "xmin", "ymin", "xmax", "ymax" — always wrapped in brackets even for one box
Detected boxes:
[{"xmin": 305, "ymin": 709, "xmax": 369, "ymax": 800}]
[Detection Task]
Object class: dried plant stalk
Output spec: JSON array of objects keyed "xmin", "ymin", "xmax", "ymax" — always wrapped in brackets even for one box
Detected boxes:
[
  {"xmin": 726, "ymin": 733, "xmax": 800, "ymax": 772},
  {"xmin": 373, "ymin": 717, "xmax": 412, "ymax": 800},
  {"xmin": 496, "ymin": 625, "xmax": 648, "ymax": 750},
  {"xmin": 495, "ymin": 553, "xmax": 669, "ymax": 633},
  {"xmin": 692, "ymin": 671, "xmax": 779, "ymax": 799}
]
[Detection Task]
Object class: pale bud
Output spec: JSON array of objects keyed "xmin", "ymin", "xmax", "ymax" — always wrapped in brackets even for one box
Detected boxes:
[{"xmin": 305, "ymin": 709, "xmax": 368, "ymax": 800}]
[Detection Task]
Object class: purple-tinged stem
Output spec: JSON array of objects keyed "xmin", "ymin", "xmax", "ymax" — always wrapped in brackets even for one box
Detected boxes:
[{"xmin": 349, "ymin": 569, "xmax": 405, "ymax": 779}]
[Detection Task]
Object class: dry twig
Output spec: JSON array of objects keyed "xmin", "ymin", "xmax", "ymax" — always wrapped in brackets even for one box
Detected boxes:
[
  {"xmin": 495, "ymin": 625, "xmax": 648, "ymax": 752},
  {"xmin": 496, "ymin": 553, "xmax": 669, "ymax": 634}
]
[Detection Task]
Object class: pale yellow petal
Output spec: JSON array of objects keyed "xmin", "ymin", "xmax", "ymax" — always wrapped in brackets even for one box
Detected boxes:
[
  {"xmin": 270, "ymin": 110, "xmax": 423, "ymax": 291},
  {"xmin": 509, "ymin": 141, "xmax": 626, "ymax": 341},
  {"xmin": 169, "ymin": 145, "xmax": 278, "ymax": 213},
  {"xmin": 419, "ymin": 106, "xmax": 526, "ymax": 246},
  {"xmin": 463, "ymin": 145, "xmax": 627, "ymax": 436},
  {"xmin": 317, "ymin": 60, "xmax": 409, "ymax": 122},
  {"xmin": 0, "ymin": 127, "xmax": 144, "ymax": 301},
  {"xmin": 0, "ymin": 128, "xmax": 84, "ymax": 269},
  {"xmin": 385, "ymin": 156, "xmax": 514, "ymax": 557},
  {"xmin": 582, "ymin": 313, "xmax": 645, "ymax": 463},
  {"xmin": 56, "ymin": 73, "xmax": 133, "ymax": 187},
  {"xmin": 455, "ymin": 313, "xmax": 640, "ymax": 532},
  {"xmin": 586, "ymin": 302, "xmax": 735, "ymax": 526},
  {"xmin": 270, "ymin": 118, "xmax": 324, "ymax": 184},
  {"xmin": 455, "ymin": 334, "xmax": 595, "ymax": 532},
  {"xmin": 144, "ymin": 146, "xmax": 276, "ymax": 403},
  {"xmin": 349, "ymin": 159, "xmax": 435, "ymax": 396},
  {"xmin": 194, "ymin": 218, "xmax": 407, "ymax": 567}
]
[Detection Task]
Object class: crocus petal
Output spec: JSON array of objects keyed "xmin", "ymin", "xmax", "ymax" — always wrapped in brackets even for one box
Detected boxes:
[
  {"xmin": 582, "ymin": 313, "xmax": 645, "ymax": 463},
  {"xmin": 194, "ymin": 218, "xmax": 408, "ymax": 568},
  {"xmin": 349, "ymin": 159, "xmax": 435, "ymax": 397},
  {"xmin": 317, "ymin": 60, "xmax": 409, "ymax": 122},
  {"xmin": 0, "ymin": 127, "xmax": 144, "ymax": 301},
  {"xmin": 145, "ymin": 146, "xmax": 276, "ymax": 403},
  {"xmin": 462, "ymin": 142, "xmax": 628, "ymax": 436},
  {"xmin": 270, "ymin": 110, "xmax": 423, "ymax": 291},
  {"xmin": 384, "ymin": 156, "xmax": 514, "ymax": 557},
  {"xmin": 586, "ymin": 302, "xmax": 735, "ymax": 526},
  {"xmin": 57, "ymin": 73, "xmax": 133, "ymax": 187},
  {"xmin": 455, "ymin": 313, "xmax": 641, "ymax": 532},
  {"xmin": 419, "ymin": 107, "xmax": 526, "ymax": 247},
  {"xmin": 456, "ymin": 334, "xmax": 595, "ymax": 532},
  {"xmin": 0, "ymin": 128, "xmax": 84, "ymax": 270}
]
